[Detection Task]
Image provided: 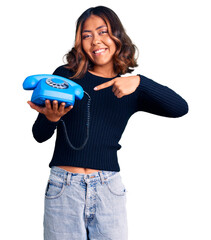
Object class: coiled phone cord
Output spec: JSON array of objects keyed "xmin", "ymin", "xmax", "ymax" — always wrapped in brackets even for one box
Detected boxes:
[{"xmin": 60, "ymin": 91, "xmax": 91, "ymax": 150}]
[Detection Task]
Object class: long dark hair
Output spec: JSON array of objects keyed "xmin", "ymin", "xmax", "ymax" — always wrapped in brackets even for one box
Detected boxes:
[{"xmin": 64, "ymin": 6, "xmax": 139, "ymax": 79}]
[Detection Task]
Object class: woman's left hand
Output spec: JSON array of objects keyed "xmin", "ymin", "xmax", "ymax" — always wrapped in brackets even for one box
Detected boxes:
[{"xmin": 94, "ymin": 75, "xmax": 140, "ymax": 98}]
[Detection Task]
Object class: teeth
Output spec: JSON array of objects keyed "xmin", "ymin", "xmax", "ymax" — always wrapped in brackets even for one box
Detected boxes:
[{"xmin": 94, "ymin": 49, "xmax": 106, "ymax": 54}]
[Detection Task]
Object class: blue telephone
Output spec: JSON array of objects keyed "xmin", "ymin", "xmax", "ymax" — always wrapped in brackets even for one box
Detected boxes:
[
  {"xmin": 23, "ymin": 74, "xmax": 91, "ymax": 151},
  {"xmin": 23, "ymin": 74, "xmax": 84, "ymax": 107}
]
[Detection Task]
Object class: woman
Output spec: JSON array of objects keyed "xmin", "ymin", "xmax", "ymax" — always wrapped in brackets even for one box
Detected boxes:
[{"xmin": 28, "ymin": 6, "xmax": 188, "ymax": 240}]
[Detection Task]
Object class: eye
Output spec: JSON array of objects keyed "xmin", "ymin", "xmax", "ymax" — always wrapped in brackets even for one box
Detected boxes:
[
  {"xmin": 99, "ymin": 30, "xmax": 108, "ymax": 35},
  {"xmin": 82, "ymin": 34, "xmax": 92, "ymax": 40}
]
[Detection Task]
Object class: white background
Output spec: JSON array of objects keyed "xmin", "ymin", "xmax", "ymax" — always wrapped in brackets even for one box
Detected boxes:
[{"xmin": 1, "ymin": 0, "xmax": 210, "ymax": 239}]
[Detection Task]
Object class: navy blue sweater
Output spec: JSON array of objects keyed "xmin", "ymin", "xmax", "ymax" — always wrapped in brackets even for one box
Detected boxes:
[{"xmin": 32, "ymin": 65, "xmax": 188, "ymax": 171}]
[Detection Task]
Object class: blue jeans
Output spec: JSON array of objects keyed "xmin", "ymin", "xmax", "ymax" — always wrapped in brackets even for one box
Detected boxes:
[{"xmin": 44, "ymin": 166, "xmax": 128, "ymax": 240}]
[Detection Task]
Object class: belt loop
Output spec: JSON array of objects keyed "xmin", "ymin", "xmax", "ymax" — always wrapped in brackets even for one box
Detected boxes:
[
  {"xmin": 99, "ymin": 171, "xmax": 105, "ymax": 185},
  {"xmin": 66, "ymin": 172, "xmax": 72, "ymax": 186}
]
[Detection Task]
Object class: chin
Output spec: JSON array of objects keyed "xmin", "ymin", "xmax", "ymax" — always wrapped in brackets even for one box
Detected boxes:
[{"xmin": 92, "ymin": 59, "xmax": 114, "ymax": 67}]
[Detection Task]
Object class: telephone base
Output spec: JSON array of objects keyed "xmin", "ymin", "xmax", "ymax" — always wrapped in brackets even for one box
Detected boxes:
[{"xmin": 31, "ymin": 93, "xmax": 75, "ymax": 107}]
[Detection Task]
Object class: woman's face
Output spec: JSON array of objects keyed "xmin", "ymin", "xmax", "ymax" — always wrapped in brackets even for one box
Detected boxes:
[{"xmin": 81, "ymin": 15, "xmax": 116, "ymax": 71}]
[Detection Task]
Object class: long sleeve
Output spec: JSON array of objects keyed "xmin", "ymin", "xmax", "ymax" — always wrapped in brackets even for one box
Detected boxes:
[
  {"xmin": 31, "ymin": 66, "xmax": 67, "ymax": 143},
  {"xmin": 32, "ymin": 113, "xmax": 60, "ymax": 143},
  {"xmin": 136, "ymin": 74, "xmax": 189, "ymax": 118}
]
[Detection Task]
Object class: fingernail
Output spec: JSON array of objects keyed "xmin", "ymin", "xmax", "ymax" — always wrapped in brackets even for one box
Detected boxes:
[{"xmin": 94, "ymin": 87, "xmax": 98, "ymax": 90}]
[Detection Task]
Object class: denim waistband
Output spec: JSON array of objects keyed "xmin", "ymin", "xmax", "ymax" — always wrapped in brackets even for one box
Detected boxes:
[{"xmin": 50, "ymin": 166, "xmax": 119, "ymax": 185}]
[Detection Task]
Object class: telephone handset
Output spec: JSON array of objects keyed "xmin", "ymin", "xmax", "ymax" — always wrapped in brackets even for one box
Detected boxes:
[
  {"xmin": 23, "ymin": 74, "xmax": 91, "ymax": 151},
  {"xmin": 23, "ymin": 74, "xmax": 84, "ymax": 107}
]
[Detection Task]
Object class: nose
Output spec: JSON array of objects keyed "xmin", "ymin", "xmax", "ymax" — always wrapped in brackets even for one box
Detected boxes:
[{"xmin": 92, "ymin": 34, "xmax": 101, "ymax": 45}]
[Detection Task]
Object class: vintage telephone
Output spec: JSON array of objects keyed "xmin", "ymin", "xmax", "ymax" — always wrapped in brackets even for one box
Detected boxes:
[
  {"xmin": 23, "ymin": 74, "xmax": 91, "ymax": 150},
  {"xmin": 23, "ymin": 74, "xmax": 84, "ymax": 106}
]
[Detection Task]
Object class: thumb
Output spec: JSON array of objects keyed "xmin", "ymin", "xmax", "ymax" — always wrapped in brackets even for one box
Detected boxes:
[{"xmin": 27, "ymin": 101, "xmax": 43, "ymax": 113}]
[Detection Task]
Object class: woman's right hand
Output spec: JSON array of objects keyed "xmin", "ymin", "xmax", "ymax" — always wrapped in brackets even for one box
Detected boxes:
[{"xmin": 27, "ymin": 100, "xmax": 73, "ymax": 122}]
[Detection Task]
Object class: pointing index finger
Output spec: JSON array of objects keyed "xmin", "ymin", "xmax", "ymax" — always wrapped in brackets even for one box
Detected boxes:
[{"xmin": 94, "ymin": 79, "xmax": 115, "ymax": 91}]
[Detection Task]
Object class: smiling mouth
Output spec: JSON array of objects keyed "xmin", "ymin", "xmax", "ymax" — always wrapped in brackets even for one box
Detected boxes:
[{"xmin": 93, "ymin": 48, "xmax": 107, "ymax": 54}]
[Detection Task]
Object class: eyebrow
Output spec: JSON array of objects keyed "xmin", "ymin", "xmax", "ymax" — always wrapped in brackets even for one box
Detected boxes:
[{"xmin": 82, "ymin": 25, "xmax": 107, "ymax": 33}]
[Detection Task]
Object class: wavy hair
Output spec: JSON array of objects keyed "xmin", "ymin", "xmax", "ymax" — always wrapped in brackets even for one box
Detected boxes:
[{"xmin": 64, "ymin": 6, "xmax": 139, "ymax": 79}]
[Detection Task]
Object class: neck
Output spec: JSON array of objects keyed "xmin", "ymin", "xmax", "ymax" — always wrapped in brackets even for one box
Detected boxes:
[{"xmin": 89, "ymin": 66, "xmax": 117, "ymax": 78}]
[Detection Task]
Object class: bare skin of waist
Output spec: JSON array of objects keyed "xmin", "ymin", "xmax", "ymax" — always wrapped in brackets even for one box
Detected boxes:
[{"xmin": 57, "ymin": 166, "xmax": 101, "ymax": 174}]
